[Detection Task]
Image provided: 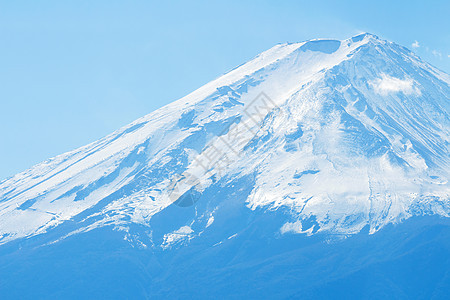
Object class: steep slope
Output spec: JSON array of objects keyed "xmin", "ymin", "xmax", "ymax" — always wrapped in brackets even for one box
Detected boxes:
[{"xmin": 0, "ymin": 33, "xmax": 449, "ymax": 250}]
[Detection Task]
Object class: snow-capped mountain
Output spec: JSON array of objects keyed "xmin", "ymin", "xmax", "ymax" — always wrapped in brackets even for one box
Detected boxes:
[
  {"xmin": 1, "ymin": 33, "xmax": 450, "ymax": 299},
  {"xmin": 0, "ymin": 33, "xmax": 449, "ymax": 250}
]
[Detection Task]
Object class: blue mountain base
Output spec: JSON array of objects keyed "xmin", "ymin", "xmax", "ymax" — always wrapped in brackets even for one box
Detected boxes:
[{"xmin": 0, "ymin": 215, "xmax": 449, "ymax": 299}]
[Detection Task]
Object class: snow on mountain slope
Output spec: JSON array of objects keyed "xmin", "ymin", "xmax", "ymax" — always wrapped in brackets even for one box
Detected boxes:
[{"xmin": 0, "ymin": 33, "xmax": 449, "ymax": 246}]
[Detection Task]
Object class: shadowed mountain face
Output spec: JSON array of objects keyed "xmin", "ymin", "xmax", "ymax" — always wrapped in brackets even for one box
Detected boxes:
[
  {"xmin": 1, "ymin": 215, "xmax": 449, "ymax": 299},
  {"xmin": 0, "ymin": 33, "xmax": 449, "ymax": 298}
]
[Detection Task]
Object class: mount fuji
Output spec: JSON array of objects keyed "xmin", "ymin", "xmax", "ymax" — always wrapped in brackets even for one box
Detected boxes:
[{"xmin": 0, "ymin": 33, "xmax": 449, "ymax": 299}]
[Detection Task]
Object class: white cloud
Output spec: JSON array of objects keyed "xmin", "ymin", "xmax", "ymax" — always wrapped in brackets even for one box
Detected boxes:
[
  {"xmin": 432, "ymin": 50, "xmax": 442, "ymax": 59},
  {"xmin": 370, "ymin": 74, "xmax": 421, "ymax": 96},
  {"xmin": 412, "ymin": 40, "xmax": 420, "ymax": 49}
]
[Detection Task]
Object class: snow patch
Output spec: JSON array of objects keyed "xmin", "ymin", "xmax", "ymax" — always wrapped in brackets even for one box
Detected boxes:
[
  {"xmin": 206, "ymin": 215, "xmax": 214, "ymax": 228},
  {"xmin": 162, "ymin": 226, "xmax": 193, "ymax": 249},
  {"xmin": 280, "ymin": 220, "xmax": 316, "ymax": 235},
  {"xmin": 280, "ymin": 221, "xmax": 302, "ymax": 234}
]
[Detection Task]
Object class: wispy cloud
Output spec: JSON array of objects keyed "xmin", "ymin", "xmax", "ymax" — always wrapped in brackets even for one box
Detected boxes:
[
  {"xmin": 370, "ymin": 74, "xmax": 421, "ymax": 96},
  {"xmin": 432, "ymin": 50, "xmax": 442, "ymax": 59},
  {"xmin": 418, "ymin": 43, "xmax": 446, "ymax": 60}
]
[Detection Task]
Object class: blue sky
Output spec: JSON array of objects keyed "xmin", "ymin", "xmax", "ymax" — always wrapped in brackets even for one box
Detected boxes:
[{"xmin": 0, "ymin": 0, "xmax": 449, "ymax": 180}]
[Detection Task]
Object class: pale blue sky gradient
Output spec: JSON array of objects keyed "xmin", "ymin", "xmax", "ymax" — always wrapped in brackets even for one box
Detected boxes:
[{"xmin": 1, "ymin": 0, "xmax": 449, "ymax": 180}]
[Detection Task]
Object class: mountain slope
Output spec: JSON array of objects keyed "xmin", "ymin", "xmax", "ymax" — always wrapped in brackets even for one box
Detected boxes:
[{"xmin": 0, "ymin": 33, "xmax": 449, "ymax": 250}]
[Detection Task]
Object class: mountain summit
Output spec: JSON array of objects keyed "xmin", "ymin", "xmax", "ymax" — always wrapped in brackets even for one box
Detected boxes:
[
  {"xmin": 1, "ymin": 33, "xmax": 449, "ymax": 248},
  {"xmin": 1, "ymin": 33, "xmax": 450, "ymax": 299}
]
